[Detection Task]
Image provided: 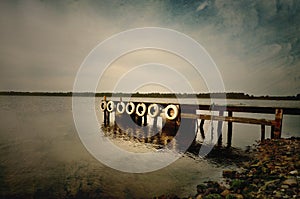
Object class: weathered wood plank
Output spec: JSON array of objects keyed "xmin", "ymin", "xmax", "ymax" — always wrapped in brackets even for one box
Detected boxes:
[
  {"xmin": 110, "ymin": 101, "xmax": 300, "ymax": 115},
  {"xmin": 181, "ymin": 113, "xmax": 274, "ymax": 126}
]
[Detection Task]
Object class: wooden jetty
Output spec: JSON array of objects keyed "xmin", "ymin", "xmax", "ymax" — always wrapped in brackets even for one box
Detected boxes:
[{"xmin": 100, "ymin": 98, "xmax": 300, "ymax": 148}]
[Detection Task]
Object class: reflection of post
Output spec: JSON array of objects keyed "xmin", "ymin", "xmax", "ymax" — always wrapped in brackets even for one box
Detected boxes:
[
  {"xmin": 162, "ymin": 119, "xmax": 177, "ymax": 137},
  {"xmin": 106, "ymin": 110, "xmax": 110, "ymax": 126},
  {"xmin": 271, "ymin": 125, "xmax": 275, "ymax": 139},
  {"xmin": 136, "ymin": 114, "xmax": 142, "ymax": 126},
  {"xmin": 227, "ymin": 111, "xmax": 233, "ymax": 148},
  {"xmin": 274, "ymin": 108, "xmax": 283, "ymax": 139},
  {"xmin": 176, "ymin": 118, "xmax": 195, "ymax": 152},
  {"xmin": 143, "ymin": 104, "xmax": 148, "ymax": 126},
  {"xmin": 217, "ymin": 111, "xmax": 224, "ymax": 147},
  {"xmin": 153, "ymin": 117, "xmax": 157, "ymax": 130},
  {"xmin": 176, "ymin": 105, "xmax": 196, "ymax": 151},
  {"xmin": 261, "ymin": 124, "xmax": 265, "ymax": 141},
  {"xmin": 200, "ymin": 119, "xmax": 205, "ymax": 139}
]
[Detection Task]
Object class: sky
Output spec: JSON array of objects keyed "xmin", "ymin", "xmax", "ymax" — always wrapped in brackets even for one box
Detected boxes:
[{"xmin": 0, "ymin": 0, "xmax": 299, "ymax": 95}]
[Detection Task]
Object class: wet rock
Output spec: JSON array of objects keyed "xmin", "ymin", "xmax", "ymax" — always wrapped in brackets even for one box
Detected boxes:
[
  {"xmin": 176, "ymin": 138, "xmax": 300, "ymax": 199},
  {"xmin": 196, "ymin": 184, "xmax": 207, "ymax": 194},
  {"xmin": 195, "ymin": 194, "xmax": 203, "ymax": 199},
  {"xmin": 222, "ymin": 170, "xmax": 236, "ymax": 178},
  {"xmin": 281, "ymin": 184, "xmax": 289, "ymax": 189},
  {"xmin": 282, "ymin": 178, "xmax": 297, "ymax": 187},
  {"xmin": 202, "ymin": 193, "xmax": 221, "ymax": 199},
  {"xmin": 274, "ymin": 191, "xmax": 283, "ymax": 198},
  {"xmin": 233, "ymin": 194, "xmax": 244, "ymax": 199},
  {"xmin": 220, "ymin": 189, "xmax": 230, "ymax": 197},
  {"xmin": 230, "ymin": 180, "xmax": 245, "ymax": 192},
  {"xmin": 289, "ymin": 170, "xmax": 298, "ymax": 175}
]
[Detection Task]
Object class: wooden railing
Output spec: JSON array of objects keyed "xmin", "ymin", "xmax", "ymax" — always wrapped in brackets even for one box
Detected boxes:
[{"xmin": 180, "ymin": 104, "xmax": 300, "ymax": 147}]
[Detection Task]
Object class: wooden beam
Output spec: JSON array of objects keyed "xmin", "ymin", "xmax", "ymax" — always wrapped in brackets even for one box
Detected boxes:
[
  {"xmin": 109, "ymin": 100, "xmax": 300, "ymax": 115},
  {"xmin": 180, "ymin": 104, "xmax": 300, "ymax": 115},
  {"xmin": 181, "ymin": 113, "xmax": 274, "ymax": 126}
]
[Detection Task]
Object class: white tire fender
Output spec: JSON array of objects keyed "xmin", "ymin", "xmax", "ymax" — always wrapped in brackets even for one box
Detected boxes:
[
  {"xmin": 116, "ymin": 102, "xmax": 125, "ymax": 114},
  {"xmin": 147, "ymin": 104, "xmax": 160, "ymax": 118},
  {"xmin": 100, "ymin": 101, "xmax": 107, "ymax": 112},
  {"xmin": 126, "ymin": 102, "xmax": 135, "ymax": 115},
  {"xmin": 106, "ymin": 101, "xmax": 115, "ymax": 112},
  {"xmin": 164, "ymin": 104, "xmax": 179, "ymax": 120},
  {"xmin": 136, "ymin": 103, "xmax": 147, "ymax": 117}
]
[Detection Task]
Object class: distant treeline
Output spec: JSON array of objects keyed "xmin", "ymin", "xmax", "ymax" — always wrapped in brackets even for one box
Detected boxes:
[{"xmin": 0, "ymin": 91, "xmax": 300, "ymax": 100}]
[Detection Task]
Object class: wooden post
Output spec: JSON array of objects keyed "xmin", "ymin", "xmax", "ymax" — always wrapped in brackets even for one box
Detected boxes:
[
  {"xmin": 274, "ymin": 108, "xmax": 283, "ymax": 139},
  {"xmin": 217, "ymin": 111, "xmax": 224, "ymax": 147},
  {"xmin": 143, "ymin": 104, "xmax": 148, "ymax": 126},
  {"xmin": 227, "ymin": 111, "xmax": 233, "ymax": 148},
  {"xmin": 261, "ymin": 124, "xmax": 265, "ymax": 141},
  {"xmin": 102, "ymin": 96, "xmax": 110, "ymax": 127}
]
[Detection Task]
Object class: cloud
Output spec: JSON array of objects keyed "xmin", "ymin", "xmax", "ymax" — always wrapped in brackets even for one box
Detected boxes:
[
  {"xmin": 0, "ymin": 0, "xmax": 299, "ymax": 95},
  {"xmin": 196, "ymin": 1, "xmax": 209, "ymax": 12}
]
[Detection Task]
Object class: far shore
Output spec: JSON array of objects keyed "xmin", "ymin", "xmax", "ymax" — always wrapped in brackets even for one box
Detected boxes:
[{"xmin": 1, "ymin": 91, "xmax": 300, "ymax": 100}]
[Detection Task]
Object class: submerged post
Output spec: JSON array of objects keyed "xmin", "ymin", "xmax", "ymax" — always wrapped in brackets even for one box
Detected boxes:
[{"xmin": 227, "ymin": 111, "xmax": 233, "ymax": 148}]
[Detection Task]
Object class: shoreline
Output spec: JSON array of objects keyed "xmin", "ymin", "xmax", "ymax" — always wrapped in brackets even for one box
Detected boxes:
[
  {"xmin": 0, "ymin": 91, "xmax": 299, "ymax": 101},
  {"xmin": 157, "ymin": 137, "xmax": 300, "ymax": 199}
]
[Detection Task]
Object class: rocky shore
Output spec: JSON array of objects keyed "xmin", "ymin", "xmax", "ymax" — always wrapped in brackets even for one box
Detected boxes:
[{"xmin": 156, "ymin": 137, "xmax": 300, "ymax": 199}]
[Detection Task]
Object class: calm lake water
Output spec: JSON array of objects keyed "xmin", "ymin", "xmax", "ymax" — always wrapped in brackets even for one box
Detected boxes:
[{"xmin": 0, "ymin": 96, "xmax": 299, "ymax": 198}]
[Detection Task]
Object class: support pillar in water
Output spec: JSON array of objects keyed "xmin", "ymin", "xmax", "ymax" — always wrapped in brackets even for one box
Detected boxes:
[
  {"xmin": 227, "ymin": 111, "xmax": 233, "ymax": 148},
  {"xmin": 217, "ymin": 111, "xmax": 224, "ymax": 147}
]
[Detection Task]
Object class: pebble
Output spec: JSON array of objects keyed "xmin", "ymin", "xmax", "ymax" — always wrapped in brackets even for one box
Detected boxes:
[
  {"xmin": 281, "ymin": 184, "xmax": 289, "ymax": 189},
  {"xmin": 220, "ymin": 189, "xmax": 230, "ymax": 197},
  {"xmin": 282, "ymin": 178, "xmax": 297, "ymax": 187},
  {"xmin": 289, "ymin": 170, "xmax": 298, "ymax": 175}
]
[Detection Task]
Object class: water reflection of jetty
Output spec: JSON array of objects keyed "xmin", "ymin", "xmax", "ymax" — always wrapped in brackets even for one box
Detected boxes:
[{"xmin": 100, "ymin": 97, "xmax": 300, "ymax": 148}]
